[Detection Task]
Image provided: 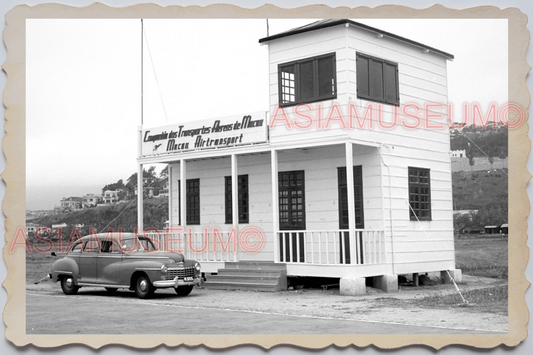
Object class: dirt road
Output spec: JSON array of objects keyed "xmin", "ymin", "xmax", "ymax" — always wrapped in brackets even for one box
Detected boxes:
[{"xmin": 26, "ymin": 275, "xmax": 507, "ymax": 334}]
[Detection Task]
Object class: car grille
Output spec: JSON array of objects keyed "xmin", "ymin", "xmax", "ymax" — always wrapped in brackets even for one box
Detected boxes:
[{"xmin": 167, "ymin": 267, "xmax": 195, "ymax": 279}]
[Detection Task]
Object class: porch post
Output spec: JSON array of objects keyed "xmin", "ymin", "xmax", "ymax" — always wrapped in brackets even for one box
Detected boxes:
[
  {"xmin": 231, "ymin": 154, "xmax": 239, "ymax": 261},
  {"xmin": 137, "ymin": 127, "xmax": 144, "ymax": 233},
  {"xmin": 137, "ymin": 162, "xmax": 144, "ymax": 233},
  {"xmin": 345, "ymin": 142, "xmax": 356, "ymax": 263},
  {"xmin": 271, "ymin": 149, "xmax": 279, "ymax": 263},
  {"xmin": 180, "ymin": 159, "xmax": 187, "ymax": 256}
]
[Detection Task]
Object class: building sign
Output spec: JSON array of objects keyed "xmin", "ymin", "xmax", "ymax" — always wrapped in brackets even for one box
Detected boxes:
[{"xmin": 140, "ymin": 112, "xmax": 268, "ymax": 157}]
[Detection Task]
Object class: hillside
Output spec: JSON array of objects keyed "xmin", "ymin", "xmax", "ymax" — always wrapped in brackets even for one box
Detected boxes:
[
  {"xmin": 452, "ymin": 170, "xmax": 508, "ymax": 230},
  {"xmin": 31, "ymin": 197, "xmax": 168, "ymax": 238},
  {"xmin": 450, "ymin": 129, "xmax": 507, "ymax": 158}
]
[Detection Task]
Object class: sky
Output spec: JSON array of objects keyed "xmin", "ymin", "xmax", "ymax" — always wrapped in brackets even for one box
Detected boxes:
[{"xmin": 25, "ymin": 18, "xmax": 508, "ymax": 210}]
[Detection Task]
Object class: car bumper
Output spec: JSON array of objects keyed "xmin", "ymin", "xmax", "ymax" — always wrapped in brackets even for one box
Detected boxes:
[{"xmin": 153, "ymin": 277, "xmax": 201, "ymax": 288}]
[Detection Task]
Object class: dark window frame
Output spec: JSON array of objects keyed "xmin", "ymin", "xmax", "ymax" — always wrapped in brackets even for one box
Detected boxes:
[
  {"xmin": 408, "ymin": 167, "xmax": 432, "ymax": 221},
  {"xmin": 356, "ymin": 52, "xmax": 399, "ymax": 106},
  {"xmin": 186, "ymin": 179, "xmax": 200, "ymax": 225},
  {"xmin": 278, "ymin": 170, "xmax": 306, "ymax": 230},
  {"xmin": 225, "ymin": 175, "xmax": 249, "ymax": 224},
  {"xmin": 278, "ymin": 52, "xmax": 337, "ymax": 107}
]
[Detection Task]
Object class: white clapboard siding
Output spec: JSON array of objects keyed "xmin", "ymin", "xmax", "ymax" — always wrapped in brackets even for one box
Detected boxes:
[{"xmin": 157, "ymin": 20, "xmax": 456, "ymax": 275}]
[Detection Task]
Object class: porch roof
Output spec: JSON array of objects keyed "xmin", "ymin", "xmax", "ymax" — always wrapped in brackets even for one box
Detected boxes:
[{"xmin": 137, "ymin": 137, "xmax": 379, "ymax": 165}]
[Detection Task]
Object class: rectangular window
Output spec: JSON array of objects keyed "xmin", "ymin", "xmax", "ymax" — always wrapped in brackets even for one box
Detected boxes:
[
  {"xmin": 337, "ymin": 166, "xmax": 365, "ymax": 229},
  {"xmin": 225, "ymin": 175, "xmax": 249, "ymax": 224},
  {"xmin": 278, "ymin": 171, "xmax": 305, "ymax": 230},
  {"xmin": 279, "ymin": 53, "xmax": 336, "ymax": 106},
  {"xmin": 356, "ymin": 53, "xmax": 399, "ymax": 106},
  {"xmin": 186, "ymin": 179, "xmax": 200, "ymax": 225},
  {"xmin": 408, "ymin": 167, "xmax": 431, "ymax": 221},
  {"xmin": 177, "ymin": 180, "xmax": 181, "ymax": 225}
]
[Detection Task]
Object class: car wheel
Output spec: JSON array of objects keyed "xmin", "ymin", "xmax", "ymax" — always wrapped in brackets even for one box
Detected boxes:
[
  {"xmin": 174, "ymin": 285, "xmax": 194, "ymax": 296},
  {"xmin": 105, "ymin": 287, "xmax": 118, "ymax": 294},
  {"xmin": 134, "ymin": 275, "xmax": 154, "ymax": 299},
  {"xmin": 60, "ymin": 276, "xmax": 79, "ymax": 295}
]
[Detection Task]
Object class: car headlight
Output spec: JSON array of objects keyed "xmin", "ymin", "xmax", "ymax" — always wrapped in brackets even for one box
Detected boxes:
[
  {"xmin": 195, "ymin": 262, "xmax": 201, "ymax": 273},
  {"xmin": 160, "ymin": 265, "xmax": 168, "ymax": 274}
]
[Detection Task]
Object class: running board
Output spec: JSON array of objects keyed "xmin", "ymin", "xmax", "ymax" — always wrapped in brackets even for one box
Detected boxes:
[{"xmin": 77, "ymin": 282, "xmax": 130, "ymax": 289}]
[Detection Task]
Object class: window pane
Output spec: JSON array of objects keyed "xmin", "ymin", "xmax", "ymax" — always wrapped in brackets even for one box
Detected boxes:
[
  {"xmin": 408, "ymin": 167, "xmax": 431, "ymax": 220},
  {"xmin": 299, "ymin": 60, "xmax": 315, "ymax": 101},
  {"xmin": 356, "ymin": 55, "xmax": 369, "ymax": 98},
  {"xmin": 383, "ymin": 62, "xmax": 398, "ymax": 104},
  {"xmin": 278, "ymin": 171, "xmax": 305, "ymax": 230},
  {"xmin": 318, "ymin": 56, "xmax": 335, "ymax": 97},
  {"xmin": 280, "ymin": 65, "xmax": 296, "ymax": 104},
  {"xmin": 369, "ymin": 59, "xmax": 384, "ymax": 101}
]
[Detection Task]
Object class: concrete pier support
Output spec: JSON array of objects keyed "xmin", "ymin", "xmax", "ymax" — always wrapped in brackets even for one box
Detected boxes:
[
  {"xmin": 340, "ymin": 277, "xmax": 366, "ymax": 296},
  {"xmin": 373, "ymin": 274, "xmax": 398, "ymax": 292},
  {"xmin": 441, "ymin": 269, "xmax": 462, "ymax": 283}
]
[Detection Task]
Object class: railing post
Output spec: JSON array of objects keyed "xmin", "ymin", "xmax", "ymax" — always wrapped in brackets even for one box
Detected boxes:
[{"xmin": 310, "ymin": 232, "xmax": 315, "ymax": 264}]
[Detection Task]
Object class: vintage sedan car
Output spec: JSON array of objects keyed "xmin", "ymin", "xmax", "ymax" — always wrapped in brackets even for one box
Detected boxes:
[{"xmin": 49, "ymin": 232, "xmax": 201, "ymax": 299}]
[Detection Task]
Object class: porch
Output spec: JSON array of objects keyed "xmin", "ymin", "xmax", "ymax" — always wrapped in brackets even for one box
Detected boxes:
[{"xmin": 150, "ymin": 228, "xmax": 386, "ymax": 277}]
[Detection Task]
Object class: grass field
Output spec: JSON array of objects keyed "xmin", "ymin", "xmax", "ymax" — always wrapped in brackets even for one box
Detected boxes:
[
  {"xmin": 454, "ymin": 237, "xmax": 508, "ymax": 279},
  {"xmin": 452, "ymin": 170, "xmax": 508, "ymax": 211}
]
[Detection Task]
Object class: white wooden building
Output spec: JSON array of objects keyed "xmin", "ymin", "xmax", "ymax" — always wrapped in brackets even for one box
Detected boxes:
[{"xmin": 137, "ymin": 19, "xmax": 461, "ymax": 294}]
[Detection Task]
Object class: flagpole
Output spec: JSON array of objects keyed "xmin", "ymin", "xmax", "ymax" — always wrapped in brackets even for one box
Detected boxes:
[{"xmin": 141, "ymin": 18, "xmax": 144, "ymax": 126}]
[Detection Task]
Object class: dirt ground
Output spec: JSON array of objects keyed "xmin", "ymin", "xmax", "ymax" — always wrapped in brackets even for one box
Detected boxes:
[{"xmin": 27, "ymin": 274, "xmax": 508, "ymax": 333}]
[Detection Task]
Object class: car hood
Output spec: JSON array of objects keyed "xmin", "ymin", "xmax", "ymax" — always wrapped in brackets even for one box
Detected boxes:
[{"xmin": 125, "ymin": 250, "xmax": 185, "ymax": 263}]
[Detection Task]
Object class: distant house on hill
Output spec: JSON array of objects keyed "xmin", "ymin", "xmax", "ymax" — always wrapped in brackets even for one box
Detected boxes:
[
  {"xmin": 158, "ymin": 181, "xmax": 169, "ymax": 197},
  {"xmin": 451, "ymin": 149, "xmax": 466, "ymax": 158},
  {"xmin": 59, "ymin": 197, "xmax": 82, "ymax": 211},
  {"xmin": 26, "ymin": 222, "xmax": 39, "ymax": 235},
  {"xmin": 82, "ymin": 194, "xmax": 100, "ymax": 208},
  {"xmin": 102, "ymin": 190, "xmax": 120, "ymax": 204}
]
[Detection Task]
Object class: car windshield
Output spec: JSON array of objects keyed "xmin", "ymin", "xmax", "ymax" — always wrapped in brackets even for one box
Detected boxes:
[{"xmin": 120, "ymin": 237, "xmax": 157, "ymax": 252}]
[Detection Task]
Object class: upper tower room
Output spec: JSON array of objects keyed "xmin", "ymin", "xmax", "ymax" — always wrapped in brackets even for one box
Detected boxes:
[{"xmin": 259, "ymin": 19, "xmax": 454, "ymax": 111}]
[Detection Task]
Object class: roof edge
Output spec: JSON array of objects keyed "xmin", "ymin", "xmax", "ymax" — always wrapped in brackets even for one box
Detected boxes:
[{"xmin": 259, "ymin": 19, "xmax": 454, "ymax": 60}]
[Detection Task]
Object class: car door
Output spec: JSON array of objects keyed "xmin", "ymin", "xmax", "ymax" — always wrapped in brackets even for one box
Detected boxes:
[
  {"xmin": 78, "ymin": 239, "xmax": 99, "ymax": 283},
  {"xmin": 96, "ymin": 240, "xmax": 123, "ymax": 285}
]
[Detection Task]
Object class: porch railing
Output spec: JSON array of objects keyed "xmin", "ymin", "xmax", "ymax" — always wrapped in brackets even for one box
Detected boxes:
[
  {"xmin": 145, "ymin": 230, "xmax": 238, "ymax": 262},
  {"xmin": 277, "ymin": 229, "xmax": 385, "ymax": 265}
]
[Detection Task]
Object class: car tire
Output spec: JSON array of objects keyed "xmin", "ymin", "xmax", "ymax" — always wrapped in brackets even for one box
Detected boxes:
[
  {"xmin": 60, "ymin": 276, "xmax": 79, "ymax": 295},
  {"xmin": 174, "ymin": 285, "xmax": 194, "ymax": 296},
  {"xmin": 105, "ymin": 287, "xmax": 118, "ymax": 294},
  {"xmin": 134, "ymin": 275, "xmax": 154, "ymax": 299}
]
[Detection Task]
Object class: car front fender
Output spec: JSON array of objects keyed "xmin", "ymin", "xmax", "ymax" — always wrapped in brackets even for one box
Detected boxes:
[{"xmin": 50, "ymin": 256, "xmax": 80, "ymax": 283}]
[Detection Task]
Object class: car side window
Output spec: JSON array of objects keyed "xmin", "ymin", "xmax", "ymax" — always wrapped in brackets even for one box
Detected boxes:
[
  {"xmin": 83, "ymin": 240, "xmax": 100, "ymax": 253},
  {"xmin": 100, "ymin": 240, "xmax": 115, "ymax": 253},
  {"xmin": 100, "ymin": 240, "xmax": 121, "ymax": 253}
]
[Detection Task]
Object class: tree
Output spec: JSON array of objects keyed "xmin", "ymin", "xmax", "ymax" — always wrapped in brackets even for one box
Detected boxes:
[
  {"xmin": 102, "ymin": 179, "xmax": 125, "ymax": 193},
  {"xmin": 466, "ymin": 143, "xmax": 475, "ymax": 176},
  {"xmin": 159, "ymin": 165, "xmax": 168, "ymax": 180},
  {"xmin": 124, "ymin": 166, "xmax": 159, "ymax": 197}
]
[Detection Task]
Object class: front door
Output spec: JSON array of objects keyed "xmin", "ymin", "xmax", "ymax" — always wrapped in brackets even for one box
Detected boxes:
[
  {"xmin": 338, "ymin": 166, "xmax": 365, "ymax": 264},
  {"xmin": 278, "ymin": 170, "xmax": 305, "ymax": 262}
]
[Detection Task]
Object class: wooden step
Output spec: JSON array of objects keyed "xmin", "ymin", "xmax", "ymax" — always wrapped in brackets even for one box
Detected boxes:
[
  {"xmin": 203, "ymin": 261, "xmax": 288, "ymax": 292},
  {"xmin": 224, "ymin": 261, "xmax": 287, "ymax": 270}
]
